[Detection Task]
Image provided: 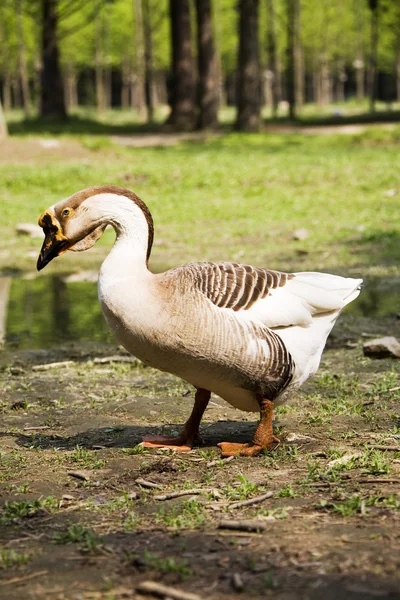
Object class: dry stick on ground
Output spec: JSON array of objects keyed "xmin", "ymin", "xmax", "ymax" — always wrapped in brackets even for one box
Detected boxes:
[
  {"xmin": 206, "ymin": 455, "xmax": 234, "ymax": 468},
  {"xmin": 356, "ymin": 478, "xmax": 400, "ymax": 484},
  {"xmin": 368, "ymin": 445, "xmax": 400, "ymax": 452},
  {"xmin": 218, "ymin": 519, "xmax": 268, "ymax": 532},
  {"xmin": 136, "ymin": 580, "xmax": 204, "ymax": 600},
  {"xmin": 0, "ymin": 570, "xmax": 48, "ymax": 587},
  {"xmin": 228, "ymin": 491, "xmax": 273, "ymax": 510},
  {"xmin": 154, "ymin": 488, "xmax": 215, "ymax": 501},
  {"xmin": 23, "ymin": 425, "xmax": 50, "ymax": 431},
  {"xmin": 135, "ymin": 478, "xmax": 163, "ymax": 489}
]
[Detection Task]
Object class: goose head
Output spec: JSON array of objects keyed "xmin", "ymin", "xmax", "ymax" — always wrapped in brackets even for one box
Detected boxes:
[{"xmin": 37, "ymin": 185, "xmax": 154, "ymax": 271}]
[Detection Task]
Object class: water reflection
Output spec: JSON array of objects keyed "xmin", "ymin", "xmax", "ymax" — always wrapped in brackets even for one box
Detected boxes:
[
  {"xmin": 4, "ymin": 275, "xmax": 111, "ymax": 349},
  {"xmin": 0, "ymin": 275, "xmax": 399, "ymax": 350}
]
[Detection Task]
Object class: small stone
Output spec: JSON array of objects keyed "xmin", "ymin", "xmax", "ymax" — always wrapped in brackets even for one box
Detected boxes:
[
  {"xmin": 67, "ymin": 470, "xmax": 90, "ymax": 481},
  {"xmin": 383, "ymin": 189, "xmax": 396, "ymax": 197},
  {"xmin": 62, "ymin": 494, "xmax": 75, "ymax": 501},
  {"xmin": 232, "ymin": 573, "xmax": 244, "ymax": 592},
  {"xmin": 15, "ymin": 223, "xmax": 43, "ymax": 238},
  {"xmin": 292, "ymin": 228, "xmax": 309, "ymax": 241},
  {"xmin": 363, "ymin": 336, "xmax": 400, "ymax": 359}
]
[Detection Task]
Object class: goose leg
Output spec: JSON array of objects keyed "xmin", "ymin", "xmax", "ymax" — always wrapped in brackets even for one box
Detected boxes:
[
  {"xmin": 218, "ymin": 398, "xmax": 279, "ymax": 457},
  {"xmin": 141, "ymin": 388, "xmax": 210, "ymax": 452}
]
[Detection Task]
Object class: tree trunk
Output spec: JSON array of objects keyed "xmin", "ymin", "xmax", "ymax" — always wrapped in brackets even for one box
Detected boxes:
[
  {"xmin": 195, "ymin": 0, "xmax": 219, "ymax": 129},
  {"xmin": 95, "ymin": 7, "xmax": 105, "ymax": 112},
  {"xmin": 65, "ymin": 63, "xmax": 78, "ymax": 110},
  {"xmin": 286, "ymin": 0, "xmax": 295, "ymax": 119},
  {"xmin": 3, "ymin": 75, "xmax": 12, "ymax": 112},
  {"xmin": 166, "ymin": 0, "xmax": 196, "ymax": 130},
  {"xmin": 16, "ymin": 0, "xmax": 31, "ymax": 117},
  {"xmin": 0, "ymin": 99, "xmax": 8, "ymax": 139},
  {"xmin": 397, "ymin": 47, "xmax": 400, "ymax": 102},
  {"xmin": 293, "ymin": 0, "xmax": 303, "ymax": 109},
  {"xmin": 318, "ymin": 53, "xmax": 330, "ymax": 107},
  {"xmin": 266, "ymin": 0, "xmax": 279, "ymax": 116},
  {"xmin": 122, "ymin": 58, "xmax": 130, "ymax": 109},
  {"xmin": 134, "ymin": 0, "xmax": 146, "ymax": 118},
  {"xmin": 40, "ymin": 0, "xmax": 66, "ymax": 118},
  {"xmin": 143, "ymin": 0, "xmax": 155, "ymax": 122},
  {"xmin": 354, "ymin": 0, "xmax": 365, "ymax": 101},
  {"xmin": 103, "ymin": 2, "xmax": 112, "ymax": 110},
  {"xmin": 235, "ymin": 0, "xmax": 261, "ymax": 131},
  {"xmin": 367, "ymin": 0, "xmax": 379, "ymax": 113}
]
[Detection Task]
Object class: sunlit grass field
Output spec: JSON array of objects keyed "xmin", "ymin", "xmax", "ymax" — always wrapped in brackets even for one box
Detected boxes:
[{"xmin": 1, "ymin": 113, "xmax": 399, "ymax": 277}]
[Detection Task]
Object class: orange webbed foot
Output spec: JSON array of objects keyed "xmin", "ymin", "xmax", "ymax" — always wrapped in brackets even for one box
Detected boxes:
[
  {"xmin": 141, "ymin": 432, "xmax": 204, "ymax": 453},
  {"xmin": 218, "ymin": 437, "xmax": 280, "ymax": 458}
]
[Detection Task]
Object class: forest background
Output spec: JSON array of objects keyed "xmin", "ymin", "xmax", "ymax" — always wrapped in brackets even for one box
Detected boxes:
[{"xmin": 1, "ymin": 0, "xmax": 400, "ymax": 136}]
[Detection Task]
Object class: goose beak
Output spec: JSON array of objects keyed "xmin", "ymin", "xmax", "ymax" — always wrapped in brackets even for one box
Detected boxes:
[{"xmin": 37, "ymin": 212, "xmax": 71, "ymax": 271}]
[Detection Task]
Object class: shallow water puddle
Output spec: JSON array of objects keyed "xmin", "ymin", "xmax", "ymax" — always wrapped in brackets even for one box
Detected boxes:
[{"xmin": 0, "ymin": 274, "xmax": 399, "ymax": 349}]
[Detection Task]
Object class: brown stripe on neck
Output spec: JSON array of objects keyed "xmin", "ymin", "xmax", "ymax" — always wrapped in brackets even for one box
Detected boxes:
[{"xmin": 65, "ymin": 185, "xmax": 154, "ymax": 264}]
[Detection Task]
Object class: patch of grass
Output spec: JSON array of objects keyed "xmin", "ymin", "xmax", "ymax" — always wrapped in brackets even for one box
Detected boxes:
[
  {"xmin": 257, "ymin": 507, "xmax": 289, "ymax": 520},
  {"xmin": 0, "ymin": 496, "xmax": 58, "ymax": 524},
  {"xmin": 53, "ymin": 524, "xmax": 100, "ymax": 552},
  {"xmin": 320, "ymin": 493, "xmax": 400, "ymax": 517},
  {"xmin": 277, "ymin": 484, "xmax": 297, "ymax": 498},
  {"xmin": 122, "ymin": 445, "xmax": 146, "ymax": 455},
  {"xmin": 155, "ymin": 498, "xmax": 205, "ymax": 530},
  {"xmin": 68, "ymin": 445, "xmax": 105, "ymax": 469},
  {"xmin": 0, "ymin": 548, "xmax": 31, "ymax": 569},
  {"xmin": 0, "ymin": 450, "xmax": 28, "ymax": 482},
  {"xmin": 141, "ymin": 550, "xmax": 192, "ymax": 581},
  {"xmin": 223, "ymin": 474, "xmax": 258, "ymax": 501}
]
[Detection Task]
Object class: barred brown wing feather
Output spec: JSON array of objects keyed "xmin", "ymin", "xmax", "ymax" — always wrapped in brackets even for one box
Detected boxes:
[{"xmin": 196, "ymin": 262, "xmax": 292, "ymax": 312}]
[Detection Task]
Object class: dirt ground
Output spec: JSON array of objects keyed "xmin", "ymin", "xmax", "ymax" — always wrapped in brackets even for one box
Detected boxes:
[{"xmin": 0, "ymin": 311, "xmax": 400, "ymax": 600}]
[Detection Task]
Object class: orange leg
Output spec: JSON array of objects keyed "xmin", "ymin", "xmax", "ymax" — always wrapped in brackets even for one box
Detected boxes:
[
  {"xmin": 218, "ymin": 398, "xmax": 279, "ymax": 457},
  {"xmin": 142, "ymin": 388, "xmax": 210, "ymax": 452}
]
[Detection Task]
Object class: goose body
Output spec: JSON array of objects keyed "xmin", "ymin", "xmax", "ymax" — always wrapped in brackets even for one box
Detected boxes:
[{"xmin": 37, "ymin": 185, "xmax": 362, "ymax": 456}]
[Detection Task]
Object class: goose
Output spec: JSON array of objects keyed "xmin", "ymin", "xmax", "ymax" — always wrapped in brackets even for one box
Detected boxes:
[{"xmin": 37, "ymin": 185, "xmax": 362, "ymax": 457}]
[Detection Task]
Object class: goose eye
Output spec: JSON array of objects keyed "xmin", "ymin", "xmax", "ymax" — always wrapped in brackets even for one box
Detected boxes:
[{"xmin": 62, "ymin": 208, "xmax": 71, "ymax": 217}]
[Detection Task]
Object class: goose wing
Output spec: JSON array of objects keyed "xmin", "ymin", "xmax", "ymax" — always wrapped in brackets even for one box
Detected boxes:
[{"xmin": 189, "ymin": 262, "xmax": 362, "ymax": 329}]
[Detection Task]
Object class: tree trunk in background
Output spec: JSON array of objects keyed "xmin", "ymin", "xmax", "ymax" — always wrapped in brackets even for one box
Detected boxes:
[
  {"xmin": 318, "ymin": 53, "xmax": 330, "ymax": 107},
  {"xmin": 143, "ymin": 0, "xmax": 155, "ymax": 122},
  {"xmin": 134, "ymin": 0, "xmax": 146, "ymax": 118},
  {"xmin": 16, "ymin": 0, "xmax": 30, "ymax": 117},
  {"xmin": 367, "ymin": 0, "xmax": 379, "ymax": 113},
  {"xmin": 65, "ymin": 63, "xmax": 78, "ymax": 110},
  {"xmin": 266, "ymin": 0, "xmax": 279, "ymax": 116},
  {"xmin": 235, "ymin": 0, "xmax": 261, "ymax": 131},
  {"xmin": 354, "ymin": 0, "xmax": 365, "ymax": 101},
  {"xmin": 103, "ymin": 2, "xmax": 112, "ymax": 110},
  {"xmin": 122, "ymin": 58, "xmax": 130, "ymax": 108},
  {"xmin": 293, "ymin": 0, "xmax": 303, "ymax": 110},
  {"xmin": 166, "ymin": 0, "xmax": 196, "ymax": 129},
  {"xmin": 95, "ymin": 6, "xmax": 105, "ymax": 112},
  {"xmin": 286, "ymin": 0, "xmax": 295, "ymax": 119},
  {"xmin": 3, "ymin": 76, "xmax": 11, "ymax": 111},
  {"xmin": 195, "ymin": 0, "xmax": 219, "ymax": 129},
  {"xmin": 40, "ymin": 0, "xmax": 66, "ymax": 118},
  {"xmin": 397, "ymin": 48, "xmax": 400, "ymax": 102},
  {"xmin": 0, "ymin": 99, "xmax": 8, "ymax": 139},
  {"xmin": 336, "ymin": 61, "xmax": 345, "ymax": 103}
]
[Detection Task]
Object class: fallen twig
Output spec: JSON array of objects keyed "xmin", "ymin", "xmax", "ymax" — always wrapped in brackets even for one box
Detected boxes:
[
  {"xmin": 32, "ymin": 361, "xmax": 74, "ymax": 371},
  {"xmin": 368, "ymin": 445, "xmax": 400, "ymax": 452},
  {"xmin": 218, "ymin": 519, "xmax": 267, "ymax": 532},
  {"xmin": 67, "ymin": 471, "xmax": 89, "ymax": 481},
  {"xmin": 154, "ymin": 488, "xmax": 214, "ymax": 501},
  {"xmin": 23, "ymin": 425, "xmax": 50, "ymax": 431},
  {"xmin": 135, "ymin": 477, "xmax": 163, "ymax": 489},
  {"xmin": 356, "ymin": 478, "xmax": 400, "ymax": 484},
  {"xmin": 206, "ymin": 455, "xmax": 234, "ymax": 468},
  {"xmin": 136, "ymin": 580, "xmax": 203, "ymax": 600},
  {"xmin": 229, "ymin": 491, "xmax": 273, "ymax": 510},
  {"xmin": 303, "ymin": 482, "xmax": 331, "ymax": 487},
  {"xmin": 0, "ymin": 570, "xmax": 48, "ymax": 586}
]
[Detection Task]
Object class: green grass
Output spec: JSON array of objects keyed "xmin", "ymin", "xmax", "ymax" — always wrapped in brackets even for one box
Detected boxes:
[{"xmin": 1, "ymin": 117, "xmax": 399, "ymax": 276}]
